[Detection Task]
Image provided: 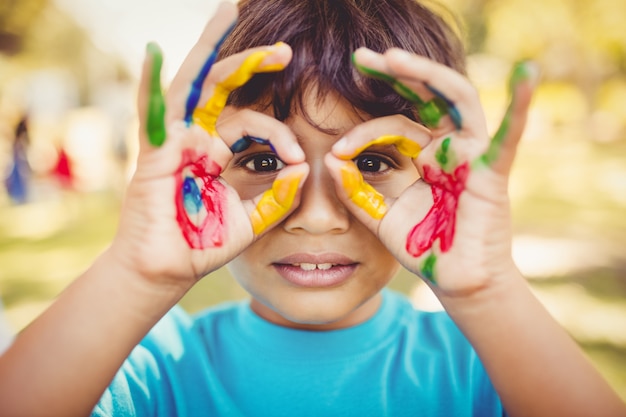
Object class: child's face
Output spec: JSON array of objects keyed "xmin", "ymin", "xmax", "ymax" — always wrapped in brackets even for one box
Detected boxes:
[{"xmin": 222, "ymin": 91, "xmax": 420, "ymax": 330}]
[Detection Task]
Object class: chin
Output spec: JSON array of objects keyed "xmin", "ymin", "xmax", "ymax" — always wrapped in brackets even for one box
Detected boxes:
[
  {"xmin": 256, "ymin": 289, "xmax": 383, "ymax": 330},
  {"xmin": 283, "ymin": 306, "xmax": 348, "ymax": 326}
]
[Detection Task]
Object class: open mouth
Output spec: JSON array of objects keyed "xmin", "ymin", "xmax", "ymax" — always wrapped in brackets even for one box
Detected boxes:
[
  {"xmin": 273, "ymin": 260, "xmax": 358, "ymax": 288},
  {"xmin": 291, "ymin": 263, "xmax": 336, "ymax": 271}
]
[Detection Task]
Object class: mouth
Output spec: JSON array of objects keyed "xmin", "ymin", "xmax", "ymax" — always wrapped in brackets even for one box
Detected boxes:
[
  {"xmin": 273, "ymin": 253, "xmax": 359, "ymax": 288},
  {"xmin": 290, "ymin": 262, "xmax": 337, "ymax": 271}
]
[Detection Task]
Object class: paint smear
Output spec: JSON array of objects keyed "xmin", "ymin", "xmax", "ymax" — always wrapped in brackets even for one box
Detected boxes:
[
  {"xmin": 435, "ymin": 137, "xmax": 458, "ymax": 173},
  {"xmin": 183, "ymin": 23, "xmax": 235, "ymax": 125},
  {"xmin": 230, "ymin": 135, "xmax": 274, "ymax": 154},
  {"xmin": 340, "ymin": 134, "xmax": 422, "ymax": 160},
  {"xmin": 145, "ymin": 43, "xmax": 166, "ymax": 147},
  {"xmin": 340, "ymin": 161, "xmax": 387, "ymax": 219},
  {"xmin": 425, "ymin": 84, "xmax": 462, "ymax": 130},
  {"xmin": 250, "ymin": 173, "xmax": 303, "ymax": 235},
  {"xmin": 352, "ymin": 56, "xmax": 460, "ymax": 129},
  {"xmin": 421, "ymin": 253, "xmax": 437, "ymax": 283},
  {"xmin": 405, "ymin": 162, "xmax": 469, "ymax": 257},
  {"xmin": 334, "ymin": 134, "xmax": 416, "ymax": 219},
  {"xmin": 475, "ymin": 61, "xmax": 537, "ymax": 168},
  {"xmin": 175, "ymin": 149, "xmax": 226, "ymax": 248},
  {"xmin": 193, "ymin": 46, "xmax": 286, "ymax": 136}
]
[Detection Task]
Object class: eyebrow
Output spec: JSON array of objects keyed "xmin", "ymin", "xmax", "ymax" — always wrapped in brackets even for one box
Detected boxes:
[
  {"xmin": 292, "ymin": 125, "xmax": 347, "ymax": 146},
  {"xmin": 362, "ymin": 143, "xmax": 404, "ymax": 158}
]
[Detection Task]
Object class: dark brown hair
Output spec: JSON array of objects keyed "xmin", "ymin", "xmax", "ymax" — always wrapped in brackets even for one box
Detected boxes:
[{"xmin": 218, "ymin": 0, "xmax": 465, "ymax": 127}]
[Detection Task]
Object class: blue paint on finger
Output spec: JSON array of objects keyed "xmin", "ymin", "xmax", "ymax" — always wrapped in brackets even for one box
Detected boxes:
[
  {"xmin": 425, "ymin": 84, "xmax": 462, "ymax": 131},
  {"xmin": 184, "ymin": 23, "xmax": 236, "ymax": 126},
  {"xmin": 230, "ymin": 135, "xmax": 275, "ymax": 154}
]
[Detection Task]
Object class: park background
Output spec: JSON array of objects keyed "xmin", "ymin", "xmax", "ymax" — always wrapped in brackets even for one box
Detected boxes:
[{"xmin": 1, "ymin": 0, "xmax": 625, "ymax": 401}]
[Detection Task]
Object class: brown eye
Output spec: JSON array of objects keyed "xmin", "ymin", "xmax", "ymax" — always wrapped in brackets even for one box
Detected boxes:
[
  {"xmin": 354, "ymin": 154, "xmax": 391, "ymax": 173},
  {"xmin": 243, "ymin": 153, "xmax": 285, "ymax": 172}
]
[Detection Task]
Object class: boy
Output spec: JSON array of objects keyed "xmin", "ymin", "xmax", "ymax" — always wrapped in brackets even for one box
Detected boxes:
[{"xmin": 0, "ymin": 0, "xmax": 624, "ymax": 416}]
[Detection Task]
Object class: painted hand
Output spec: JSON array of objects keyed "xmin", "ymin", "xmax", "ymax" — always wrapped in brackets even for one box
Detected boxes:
[
  {"xmin": 115, "ymin": 3, "xmax": 307, "ymax": 286},
  {"xmin": 327, "ymin": 47, "xmax": 538, "ymax": 295}
]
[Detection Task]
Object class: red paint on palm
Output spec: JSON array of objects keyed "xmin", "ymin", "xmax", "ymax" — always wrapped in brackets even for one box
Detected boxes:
[
  {"xmin": 175, "ymin": 149, "xmax": 226, "ymax": 249},
  {"xmin": 406, "ymin": 162, "xmax": 469, "ymax": 257}
]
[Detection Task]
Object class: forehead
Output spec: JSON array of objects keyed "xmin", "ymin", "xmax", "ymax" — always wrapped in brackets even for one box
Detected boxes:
[{"xmin": 276, "ymin": 84, "xmax": 372, "ymax": 137}]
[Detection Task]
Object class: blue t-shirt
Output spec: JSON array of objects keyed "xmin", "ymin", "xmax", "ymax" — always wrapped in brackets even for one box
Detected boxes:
[{"xmin": 93, "ymin": 290, "xmax": 504, "ymax": 416}]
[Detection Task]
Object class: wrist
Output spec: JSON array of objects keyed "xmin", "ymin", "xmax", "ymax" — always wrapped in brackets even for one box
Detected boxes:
[
  {"xmin": 107, "ymin": 228, "xmax": 199, "ymax": 286},
  {"xmin": 96, "ymin": 245, "xmax": 192, "ymax": 313},
  {"xmin": 435, "ymin": 260, "xmax": 526, "ymax": 318}
]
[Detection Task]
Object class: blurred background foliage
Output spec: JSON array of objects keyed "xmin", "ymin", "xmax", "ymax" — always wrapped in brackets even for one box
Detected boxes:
[{"xmin": 0, "ymin": 0, "xmax": 625, "ymax": 401}]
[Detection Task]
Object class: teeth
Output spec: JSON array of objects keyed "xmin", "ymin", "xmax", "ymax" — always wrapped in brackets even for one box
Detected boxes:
[
  {"xmin": 299, "ymin": 263, "xmax": 316, "ymax": 271},
  {"xmin": 295, "ymin": 263, "xmax": 334, "ymax": 271}
]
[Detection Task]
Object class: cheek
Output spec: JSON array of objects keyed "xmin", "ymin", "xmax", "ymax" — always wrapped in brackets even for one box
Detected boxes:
[
  {"xmin": 221, "ymin": 169, "xmax": 273, "ymax": 200},
  {"xmin": 353, "ymin": 221, "xmax": 399, "ymax": 269},
  {"xmin": 373, "ymin": 168, "xmax": 420, "ymax": 198},
  {"xmin": 226, "ymin": 241, "xmax": 267, "ymax": 287}
]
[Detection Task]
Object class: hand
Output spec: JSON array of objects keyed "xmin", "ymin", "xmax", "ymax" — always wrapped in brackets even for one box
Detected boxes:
[
  {"xmin": 111, "ymin": 3, "xmax": 307, "ymax": 290},
  {"xmin": 326, "ymin": 47, "xmax": 538, "ymax": 297}
]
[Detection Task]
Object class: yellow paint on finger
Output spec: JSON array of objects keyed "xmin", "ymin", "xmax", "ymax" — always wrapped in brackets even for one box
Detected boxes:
[
  {"xmin": 251, "ymin": 173, "xmax": 303, "ymax": 235},
  {"xmin": 340, "ymin": 134, "xmax": 422, "ymax": 160},
  {"xmin": 340, "ymin": 162, "xmax": 387, "ymax": 219},
  {"xmin": 193, "ymin": 44, "xmax": 286, "ymax": 136}
]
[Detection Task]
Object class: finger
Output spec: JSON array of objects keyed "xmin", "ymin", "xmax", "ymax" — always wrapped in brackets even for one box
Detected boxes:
[
  {"xmin": 217, "ymin": 107, "xmax": 304, "ymax": 165},
  {"xmin": 331, "ymin": 115, "xmax": 432, "ymax": 160},
  {"xmin": 246, "ymin": 164, "xmax": 309, "ymax": 235},
  {"xmin": 332, "ymin": 157, "xmax": 388, "ymax": 219},
  {"xmin": 137, "ymin": 43, "xmax": 167, "ymax": 148},
  {"xmin": 167, "ymin": 2, "xmax": 238, "ymax": 122},
  {"xmin": 357, "ymin": 48, "xmax": 489, "ymax": 137},
  {"xmin": 193, "ymin": 43, "xmax": 290, "ymax": 136},
  {"xmin": 474, "ymin": 61, "xmax": 539, "ymax": 175},
  {"xmin": 327, "ymin": 116, "xmax": 430, "ymax": 224},
  {"xmin": 353, "ymin": 47, "xmax": 461, "ymax": 130}
]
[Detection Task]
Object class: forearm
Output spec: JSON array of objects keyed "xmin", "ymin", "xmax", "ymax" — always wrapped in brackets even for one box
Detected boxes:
[
  {"xmin": 0, "ymin": 248, "xmax": 188, "ymax": 417},
  {"xmin": 440, "ymin": 269, "xmax": 626, "ymax": 417}
]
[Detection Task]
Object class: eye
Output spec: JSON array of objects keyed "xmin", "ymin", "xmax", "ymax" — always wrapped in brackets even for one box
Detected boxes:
[
  {"xmin": 354, "ymin": 154, "xmax": 392, "ymax": 173},
  {"xmin": 242, "ymin": 153, "xmax": 285, "ymax": 173}
]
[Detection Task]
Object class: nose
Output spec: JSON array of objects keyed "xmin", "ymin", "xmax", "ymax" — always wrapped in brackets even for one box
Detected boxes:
[{"xmin": 283, "ymin": 159, "xmax": 350, "ymax": 235}]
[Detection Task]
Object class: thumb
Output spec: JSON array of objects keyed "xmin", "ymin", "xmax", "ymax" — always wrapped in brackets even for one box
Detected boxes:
[
  {"xmin": 247, "ymin": 164, "xmax": 309, "ymax": 235},
  {"xmin": 476, "ymin": 61, "xmax": 540, "ymax": 175}
]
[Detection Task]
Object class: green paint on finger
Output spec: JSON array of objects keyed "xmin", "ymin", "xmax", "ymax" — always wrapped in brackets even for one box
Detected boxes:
[
  {"xmin": 417, "ymin": 101, "xmax": 443, "ymax": 128},
  {"xmin": 146, "ymin": 42, "xmax": 166, "ymax": 147},
  {"xmin": 352, "ymin": 55, "xmax": 445, "ymax": 128},
  {"xmin": 508, "ymin": 61, "xmax": 536, "ymax": 92},
  {"xmin": 474, "ymin": 61, "xmax": 536, "ymax": 169},
  {"xmin": 352, "ymin": 59, "xmax": 423, "ymax": 103},
  {"xmin": 435, "ymin": 137, "xmax": 456, "ymax": 172},
  {"xmin": 421, "ymin": 253, "xmax": 437, "ymax": 284}
]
